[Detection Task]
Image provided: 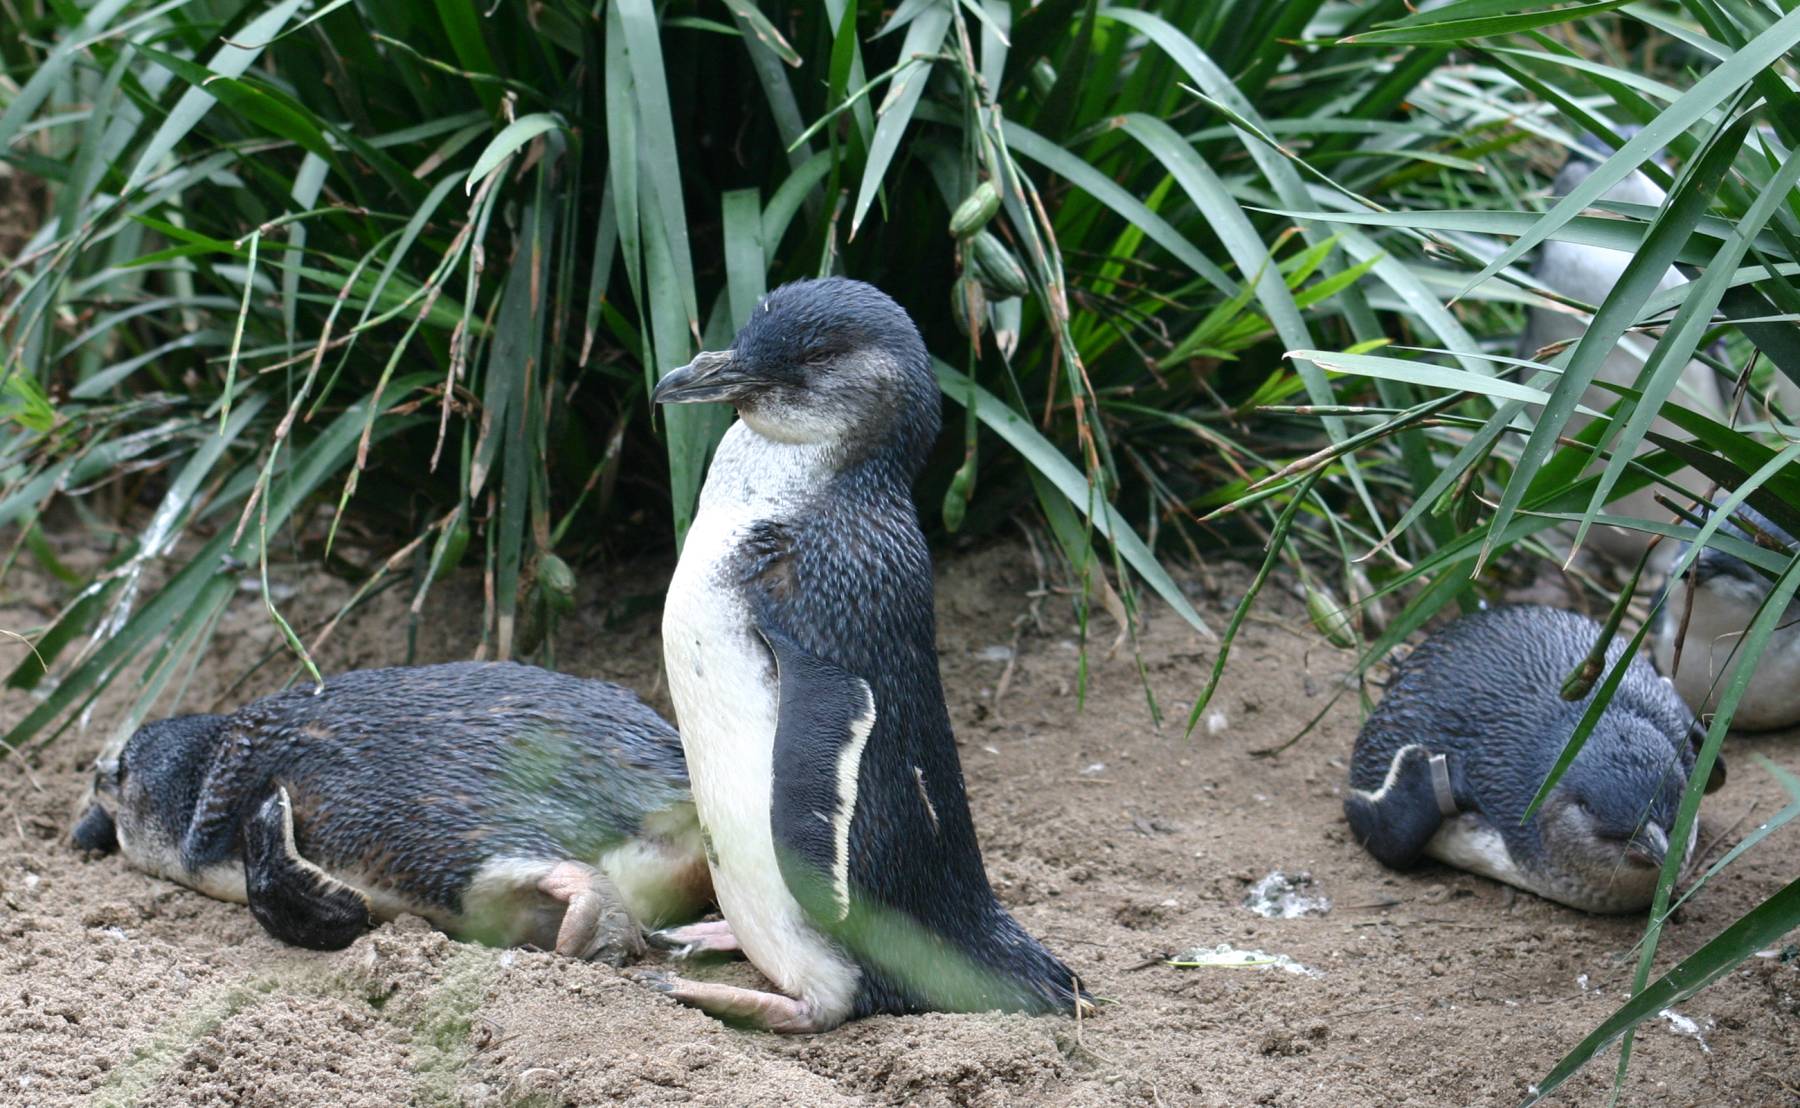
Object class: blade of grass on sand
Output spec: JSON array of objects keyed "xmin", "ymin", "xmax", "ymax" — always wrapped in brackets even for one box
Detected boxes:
[{"xmin": 1524, "ymin": 875, "xmax": 1800, "ymax": 1105}]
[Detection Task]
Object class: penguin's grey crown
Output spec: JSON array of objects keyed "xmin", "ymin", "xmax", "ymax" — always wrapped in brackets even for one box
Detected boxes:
[{"xmin": 652, "ymin": 278, "xmax": 940, "ymax": 471}]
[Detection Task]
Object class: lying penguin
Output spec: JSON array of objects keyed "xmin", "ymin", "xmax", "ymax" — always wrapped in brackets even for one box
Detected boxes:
[
  {"xmin": 71, "ymin": 662, "xmax": 711, "ymax": 960},
  {"xmin": 1346, "ymin": 605, "xmax": 1724, "ymax": 913},
  {"xmin": 1521, "ymin": 135, "xmax": 1727, "ymax": 571},
  {"xmin": 646, "ymin": 277, "xmax": 1086, "ymax": 1032},
  {"xmin": 1652, "ymin": 505, "xmax": 1800, "ymax": 731}
]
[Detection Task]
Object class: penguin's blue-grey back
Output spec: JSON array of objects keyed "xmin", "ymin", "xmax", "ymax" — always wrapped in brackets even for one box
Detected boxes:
[{"xmin": 1352, "ymin": 606, "xmax": 1692, "ymax": 836}]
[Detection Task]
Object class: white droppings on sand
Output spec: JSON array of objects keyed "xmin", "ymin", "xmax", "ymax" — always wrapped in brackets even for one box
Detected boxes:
[
  {"xmin": 975, "ymin": 645, "xmax": 1014, "ymax": 663},
  {"xmin": 1658, "ymin": 1008, "xmax": 1712, "ymax": 1053},
  {"xmin": 1170, "ymin": 943, "xmax": 1321, "ymax": 978},
  {"xmin": 1243, "ymin": 871, "xmax": 1332, "ymax": 919},
  {"xmin": 1204, "ymin": 708, "xmax": 1228, "ymax": 736}
]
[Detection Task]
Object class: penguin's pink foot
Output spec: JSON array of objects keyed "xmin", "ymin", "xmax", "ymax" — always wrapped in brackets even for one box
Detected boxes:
[
  {"xmin": 629, "ymin": 970, "xmax": 829, "ymax": 1033},
  {"xmin": 538, "ymin": 861, "xmax": 642, "ymax": 965},
  {"xmin": 647, "ymin": 918, "xmax": 741, "ymax": 959}
]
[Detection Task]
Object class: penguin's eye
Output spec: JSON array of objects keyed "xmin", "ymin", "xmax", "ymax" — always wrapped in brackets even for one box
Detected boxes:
[{"xmin": 1575, "ymin": 797, "xmax": 1594, "ymax": 816}]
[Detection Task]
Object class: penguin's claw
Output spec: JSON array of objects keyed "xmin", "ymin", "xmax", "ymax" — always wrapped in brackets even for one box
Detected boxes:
[{"xmin": 627, "ymin": 968, "xmax": 677, "ymax": 994}]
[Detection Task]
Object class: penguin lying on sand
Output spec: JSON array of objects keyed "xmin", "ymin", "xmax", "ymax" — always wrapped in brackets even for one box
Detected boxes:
[
  {"xmin": 71, "ymin": 662, "xmax": 711, "ymax": 960},
  {"xmin": 1346, "ymin": 605, "xmax": 1724, "ymax": 913},
  {"xmin": 1521, "ymin": 134, "xmax": 1727, "ymax": 572},
  {"xmin": 645, "ymin": 277, "xmax": 1087, "ymax": 1032},
  {"xmin": 1652, "ymin": 505, "xmax": 1800, "ymax": 731}
]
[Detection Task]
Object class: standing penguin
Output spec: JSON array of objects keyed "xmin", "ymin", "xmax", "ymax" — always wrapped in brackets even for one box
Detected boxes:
[
  {"xmin": 1346, "ymin": 605, "xmax": 1724, "ymax": 913},
  {"xmin": 646, "ymin": 277, "xmax": 1085, "ymax": 1032},
  {"xmin": 70, "ymin": 662, "xmax": 711, "ymax": 960},
  {"xmin": 1652, "ymin": 505, "xmax": 1800, "ymax": 731},
  {"xmin": 1521, "ymin": 135, "xmax": 1727, "ymax": 571}
]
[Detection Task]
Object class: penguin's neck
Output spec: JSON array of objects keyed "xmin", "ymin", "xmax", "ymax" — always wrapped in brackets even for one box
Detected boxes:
[{"xmin": 700, "ymin": 421, "xmax": 906, "ymax": 519}]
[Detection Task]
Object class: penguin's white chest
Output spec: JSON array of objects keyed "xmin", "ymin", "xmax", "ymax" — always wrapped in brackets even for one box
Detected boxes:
[{"xmin": 661, "ymin": 425, "xmax": 860, "ymax": 1021}]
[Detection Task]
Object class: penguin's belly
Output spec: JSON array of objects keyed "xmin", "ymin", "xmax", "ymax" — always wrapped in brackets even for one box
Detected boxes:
[
  {"xmin": 663, "ymin": 497, "xmax": 861, "ymax": 1021},
  {"xmin": 1423, "ymin": 814, "xmax": 1527, "ymax": 891},
  {"xmin": 1424, "ymin": 814, "xmax": 1682, "ymax": 913}
]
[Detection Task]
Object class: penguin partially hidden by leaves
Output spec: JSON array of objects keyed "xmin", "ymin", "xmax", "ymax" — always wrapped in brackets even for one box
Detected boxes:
[
  {"xmin": 1520, "ymin": 133, "xmax": 1727, "ymax": 572},
  {"xmin": 1346, "ymin": 606, "xmax": 1725, "ymax": 913},
  {"xmin": 1652, "ymin": 504, "xmax": 1800, "ymax": 732},
  {"xmin": 70, "ymin": 662, "xmax": 711, "ymax": 960},
  {"xmin": 644, "ymin": 277, "xmax": 1087, "ymax": 1033}
]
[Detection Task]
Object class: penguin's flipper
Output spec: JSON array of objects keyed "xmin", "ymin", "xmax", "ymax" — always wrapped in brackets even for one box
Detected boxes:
[
  {"xmin": 753, "ymin": 617, "xmax": 877, "ymax": 927},
  {"xmin": 242, "ymin": 786, "xmax": 373, "ymax": 950},
  {"xmin": 1345, "ymin": 744, "xmax": 1457, "ymax": 870},
  {"xmin": 180, "ymin": 717, "xmax": 268, "ymax": 871}
]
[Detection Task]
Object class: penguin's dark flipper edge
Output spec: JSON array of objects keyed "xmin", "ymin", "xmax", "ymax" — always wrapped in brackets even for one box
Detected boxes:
[
  {"xmin": 242, "ymin": 786, "xmax": 373, "ymax": 950},
  {"xmin": 1344, "ymin": 744, "xmax": 1453, "ymax": 870},
  {"xmin": 754, "ymin": 617, "xmax": 877, "ymax": 928}
]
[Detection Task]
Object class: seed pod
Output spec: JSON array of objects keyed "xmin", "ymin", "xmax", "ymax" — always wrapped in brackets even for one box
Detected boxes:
[
  {"xmin": 1029, "ymin": 59, "xmax": 1056, "ymax": 100},
  {"xmin": 950, "ymin": 274, "xmax": 986, "ymax": 339},
  {"xmin": 969, "ymin": 230, "xmax": 1029, "ymax": 298},
  {"xmin": 942, "ymin": 458, "xmax": 975, "ymax": 533},
  {"xmin": 537, "ymin": 553, "xmax": 577, "ymax": 614},
  {"xmin": 949, "ymin": 180, "xmax": 1001, "ymax": 238},
  {"xmin": 1304, "ymin": 581, "xmax": 1356, "ymax": 649},
  {"xmin": 426, "ymin": 518, "xmax": 471, "ymax": 586}
]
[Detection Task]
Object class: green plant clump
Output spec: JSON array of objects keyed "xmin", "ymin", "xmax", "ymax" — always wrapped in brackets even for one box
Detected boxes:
[{"xmin": 2, "ymin": 0, "xmax": 1797, "ymax": 1100}]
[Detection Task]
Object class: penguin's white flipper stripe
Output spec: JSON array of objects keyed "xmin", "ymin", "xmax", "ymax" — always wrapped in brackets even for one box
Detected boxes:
[
  {"xmin": 271, "ymin": 786, "xmax": 373, "ymax": 908},
  {"xmin": 758, "ymin": 620, "xmax": 885, "ymax": 931},
  {"xmin": 830, "ymin": 685, "xmax": 876, "ymax": 922},
  {"xmin": 1351, "ymin": 743, "xmax": 1432, "ymax": 804}
]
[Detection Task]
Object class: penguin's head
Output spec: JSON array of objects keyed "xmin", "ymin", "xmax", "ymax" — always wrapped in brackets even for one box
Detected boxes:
[
  {"xmin": 1535, "ymin": 712, "xmax": 1702, "ymax": 899},
  {"xmin": 73, "ymin": 714, "xmax": 227, "ymax": 866},
  {"xmin": 652, "ymin": 277, "xmax": 939, "ymax": 467}
]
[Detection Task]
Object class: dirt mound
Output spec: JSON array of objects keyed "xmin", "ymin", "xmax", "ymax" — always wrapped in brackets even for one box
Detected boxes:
[{"xmin": 2, "ymin": 538, "xmax": 1795, "ymax": 1106}]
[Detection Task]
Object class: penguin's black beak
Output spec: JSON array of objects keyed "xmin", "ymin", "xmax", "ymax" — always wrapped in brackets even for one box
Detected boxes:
[
  {"xmin": 652, "ymin": 350, "xmax": 755, "ymax": 406},
  {"xmin": 71, "ymin": 803, "xmax": 118, "ymax": 854},
  {"xmin": 1625, "ymin": 823, "xmax": 1669, "ymax": 869}
]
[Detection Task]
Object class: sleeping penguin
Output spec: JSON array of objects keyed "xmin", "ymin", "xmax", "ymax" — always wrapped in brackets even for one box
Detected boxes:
[
  {"xmin": 1346, "ymin": 605, "xmax": 1724, "ymax": 913},
  {"xmin": 645, "ymin": 277, "xmax": 1086, "ymax": 1032},
  {"xmin": 1652, "ymin": 505, "xmax": 1800, "ymax": 731},
  {"xmin": 69, "ymin": 662, "xmax": 711, "ymax": 960},
  {"xmin": 1520, "ymin": 134, "xmax": 1727, "ymax": 571}
]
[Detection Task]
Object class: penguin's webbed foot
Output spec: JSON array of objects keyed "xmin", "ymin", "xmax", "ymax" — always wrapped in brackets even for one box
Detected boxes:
[
  {"xmin": 539, "ymin": 861, "xmax": 644, "ymax": 965},
  {"xmin": 628, "ymin": 971, "xmax": 831, "ymax": 1034},
  {"xmin": 647, "ymin": 919, "xmax": 742, "ymax": 960}
]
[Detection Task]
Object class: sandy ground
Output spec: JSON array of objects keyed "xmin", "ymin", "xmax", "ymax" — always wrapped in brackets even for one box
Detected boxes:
[{"xmin": 1, "ymin": 536, "xmax": 1797, "ymax": 1107}]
